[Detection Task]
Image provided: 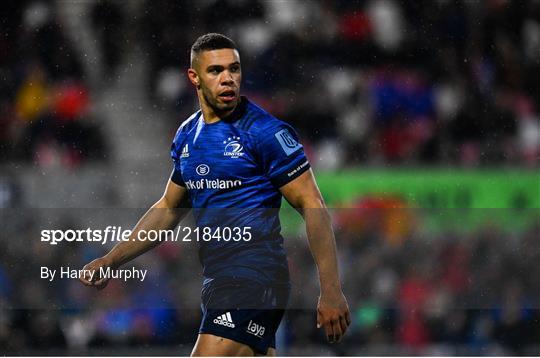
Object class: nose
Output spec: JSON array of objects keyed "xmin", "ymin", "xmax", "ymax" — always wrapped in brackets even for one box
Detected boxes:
[{"xmin": 220, "ymin": 70, "xmax": 234, "ymax": 85}]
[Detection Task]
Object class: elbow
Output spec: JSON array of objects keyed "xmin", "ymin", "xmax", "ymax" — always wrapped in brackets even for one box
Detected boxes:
[
  {"xmin": 155, "ymin": 195, "xmax": 174, "ymax": 209},
  {"xmin": 300, "ymin": 196, "xmax": 326, "ymax": 209},
  {"xmin": 296, "ymin": 196, "xmax": 329, "ymax": 219}
]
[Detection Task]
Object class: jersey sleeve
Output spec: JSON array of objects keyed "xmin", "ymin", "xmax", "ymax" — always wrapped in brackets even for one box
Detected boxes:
[
  {"xmin": 257, "ymin": 120, "xmax": 310, "ymax": 188},
  {"xmin": 170, "ymin": 140, "xmax": 185, "ymax": 186}
]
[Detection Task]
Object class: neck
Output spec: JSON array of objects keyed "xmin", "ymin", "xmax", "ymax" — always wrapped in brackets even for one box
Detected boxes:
[{"xmin": 198, "ymin": 94, "xmax": 236, "ymax": 124}]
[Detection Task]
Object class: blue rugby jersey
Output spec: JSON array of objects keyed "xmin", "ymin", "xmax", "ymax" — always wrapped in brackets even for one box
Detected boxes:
[{"xmin": 170, "ymin": 97, "xmax": 310, "ymax": 284}]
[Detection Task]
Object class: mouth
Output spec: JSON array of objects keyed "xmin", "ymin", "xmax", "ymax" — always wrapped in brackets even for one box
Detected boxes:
[{"xmin": 218, "ymin": 90, "xmax": 237, "ymax": 102}]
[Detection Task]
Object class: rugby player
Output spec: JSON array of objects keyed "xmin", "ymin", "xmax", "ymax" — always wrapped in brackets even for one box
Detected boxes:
[{"xmin": 80, "ymin": 33, "xmax": 350, "ymax": 356}]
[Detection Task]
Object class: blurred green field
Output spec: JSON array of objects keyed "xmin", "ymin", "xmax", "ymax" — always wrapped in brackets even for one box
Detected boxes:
[
  {"xmin": 280, "ymin": 169, "xmax": 540, "ymax": 235},
  {"xmin": 315, "ymin": 169, "xmax": 540, "ymax": 209}
]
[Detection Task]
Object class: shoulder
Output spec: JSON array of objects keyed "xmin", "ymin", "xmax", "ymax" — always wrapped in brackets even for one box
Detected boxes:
[
  {"xmin": 238, "ymin": 99, "xmax": 294, "ymax": 139},
  {"xmin": 173, "ymin": 110, "xmax": 201, "ymax": 144}
]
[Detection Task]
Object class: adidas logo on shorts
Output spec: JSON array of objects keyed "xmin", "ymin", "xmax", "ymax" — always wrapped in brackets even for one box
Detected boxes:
[{"xmin": 213, "ymin": 312, "xmax": 235, "ymax": 328}]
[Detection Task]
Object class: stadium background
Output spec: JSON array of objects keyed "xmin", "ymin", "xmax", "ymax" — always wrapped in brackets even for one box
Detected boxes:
[{"xmin": 1, "ymin": 0, "xmax": 539, "ymax": 355}]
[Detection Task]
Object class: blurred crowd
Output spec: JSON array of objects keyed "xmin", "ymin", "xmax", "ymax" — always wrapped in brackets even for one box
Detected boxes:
[
  {"xmin": 288, "ymin": 209, "xmax": 540, "ymax": 355},
  {"xmin": 142, "ymin": 0, "xmax": 540, "ymax": 169},
  {"xmin": 0, "ymin": 1, "xmax": 107, "ymax": 168},
  {"xmin": 1, "ymin": 0, "xmax": 539, "ymax": 169},
  {"xmin": 0, "ymin": 209, "xmax": 539, "ymax": 355}
]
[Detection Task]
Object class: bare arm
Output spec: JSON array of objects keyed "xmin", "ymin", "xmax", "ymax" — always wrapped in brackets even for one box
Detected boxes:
[
  {"xmin": 280, "ymin": 169, "xmax": 351, "ymax": 343},
  {"xmin": 80, "ymin": 179, "xmax": 190, "ymax": 289}
]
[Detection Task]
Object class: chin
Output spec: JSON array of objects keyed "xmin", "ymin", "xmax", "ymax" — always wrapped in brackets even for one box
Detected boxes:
[{"xmin": 218, "ymin": 101, "xmax": 237, "ymax": 111}]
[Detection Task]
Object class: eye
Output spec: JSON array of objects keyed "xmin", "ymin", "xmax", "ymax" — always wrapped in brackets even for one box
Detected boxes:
[
  {"xmin": 209, "ymin": 68, "xmax": 219, "ymax": 74},
  {"xmin": 230, "ymin": 65, "xmax": 240, "ymax": 73}
]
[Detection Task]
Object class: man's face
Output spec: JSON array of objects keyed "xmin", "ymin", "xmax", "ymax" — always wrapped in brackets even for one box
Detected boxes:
[{"xmin": 191, "ymin": 48, "xmax": 241, "ymax": 113}]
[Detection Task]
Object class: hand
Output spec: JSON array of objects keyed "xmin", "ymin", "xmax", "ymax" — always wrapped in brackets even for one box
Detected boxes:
[
  {"xmin": 317, "ymin": 289, "xmax": 351, "ymax": 343},
  {"xmin": 79, "ymin": 256, "xmax": 114, "ymax": 290}
]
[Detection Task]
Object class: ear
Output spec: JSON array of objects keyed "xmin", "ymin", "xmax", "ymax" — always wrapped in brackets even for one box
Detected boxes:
[{"xmin": 187, "ymin": 68, "xmax": 200, "ymax": 88}]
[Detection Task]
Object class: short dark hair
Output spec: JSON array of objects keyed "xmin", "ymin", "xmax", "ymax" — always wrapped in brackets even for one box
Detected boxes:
[{"xmin": 190, "ymin": 33, "xmax": 237, "ymax": 66}]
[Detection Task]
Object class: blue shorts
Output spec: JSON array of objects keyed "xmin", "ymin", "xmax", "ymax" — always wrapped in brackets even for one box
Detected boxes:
[{"xmin": 199, "ymin": 277, "xmax": 290, "ymax": 354}]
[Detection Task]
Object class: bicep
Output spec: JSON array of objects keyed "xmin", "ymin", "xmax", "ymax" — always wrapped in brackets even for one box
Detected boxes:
[{"xmin": 279, "ymin": 169, "xmax": 325, "ymax": 209}]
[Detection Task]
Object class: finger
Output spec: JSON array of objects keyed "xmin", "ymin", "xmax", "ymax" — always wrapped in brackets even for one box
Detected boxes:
[
  {"xmin": 332, "ymin": 318, "xmax": 343, "ymax": 343},
  {"xmin": 345, "ymin": 309, "xmax": 352, "ymax": 326},
  {"xmin": 79, "ymin": 277, "xmax": 93, "ymax": 286},
  {"xmin": 97, "ymin": 280, "xmax": 109, "ymax": 290},
  {"xmin": 339, "ymin": 316, "xmax": 348, "ymax": 336},
  {"xmin": 91, "ymin": 268, "xmax": 105, "ymax": 283},
  {"xmin": 79, "ymin": 270, "xmax": 94, "ymax": 286},
  {"xmin": 82, "ymin": 268, "xmax": 92, "ymax": 280},
  {"xmin": 93, "ymin": 277, "xmax": 108, "ymax": 287},
  {"xmin": 325, "ymin": 320, "xmax": 334, "ymax": 343}
]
